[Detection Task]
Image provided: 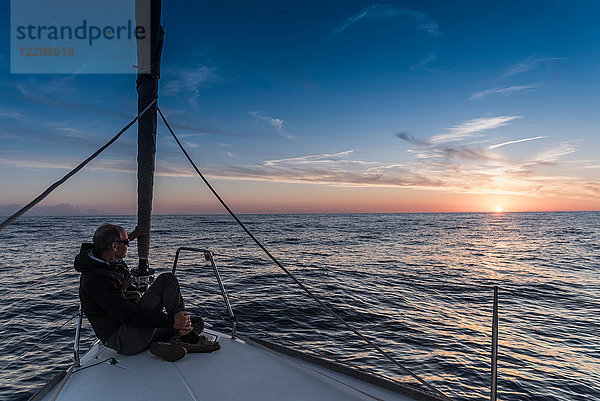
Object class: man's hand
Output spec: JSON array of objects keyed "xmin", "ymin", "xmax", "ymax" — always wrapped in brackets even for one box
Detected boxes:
[
  {"xmin": 125, "ymin": 290, "xmax": 142, "ymax": 303},
  {"xmin": 173, "ymin": 310, "xmax": 192, "ymax": 331},
  {"xmin": 128, "ymin": 226, "xmax": 141, "ymax": 241}
]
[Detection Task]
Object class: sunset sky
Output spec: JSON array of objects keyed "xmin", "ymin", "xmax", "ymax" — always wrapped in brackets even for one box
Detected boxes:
[{"xmin": 1, "ymin": 1, "xmax": 599, "ymax": 215}]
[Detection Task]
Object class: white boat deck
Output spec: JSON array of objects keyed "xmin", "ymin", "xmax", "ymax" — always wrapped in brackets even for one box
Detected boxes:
[{"xmin": 35, "ymin": 329, "xmax": 433, "ymax": 401}]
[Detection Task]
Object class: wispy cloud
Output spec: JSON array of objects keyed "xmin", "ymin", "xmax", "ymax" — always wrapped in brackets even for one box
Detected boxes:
[
  {"xmin": 0, "ymin": 152, "xmax": 135, "ymax": 173},
  {"xmin": 210, "ymin": 152, "xmax": 397, "ymax": 186},
  {"xmin": 263, "ymin": 150, "xmax": 363, "ymax": 166},
  {"xmin": 410, "ymin": 54, "xmax": 438, "ymax": 72},
  {"xmin": 182, "ymin": 141, "xmax": 199, "ymax": 149},
  {"xmin": 0, "ymin": 156, "xmax": 75, "ymax": 170},
  {"xmin": 525, "ymin": 142, "xmax": 576, "ymax": 165},
  {"xmin": 195, "ymin": 117, "xmax": 548, "ymax": 194},
  {"xmin": 2, "ymin": 138, "xmax": 594, "ymax": 201},
  {"xmin": 429, "ymin": 116, "xmax": 521, "ymax": 144},
  {"xmin": 4, "ymin": 75, "xmax": 131, "ymax": 120},
  {"xmin": 0, "ymin": 114, "xmax": 126, "ymax": 150},
  {"xmin": 156, "ymin": 108, "xmax": 248, "ymax": 138},
  {"xmin": 0, "ymin": 106, "xmax": 24, "ymax": 121},
  {"xmin": 470, "ymin": 85, "xmax": 537, "ymax": 100},
  {"xmin": 488, "ymin": 136, "xmax": 545, "ymax": 150},
  {"xmin": 503, "ymin": 56, "xmax": 565, "ymax": 78},
  {"xmin": 249, "ymin": 111, "xmax": 295, "ymax": 140},
  {"xmin": 0, "ymin": 203, "xmax": 101, "ymax": 216},
  {"xmin": 333, "ymin": 4, "xmax": 440, "ymax": 35},
  {"xmin": 162, "ymin": 66, "xmax": 217, "ymax": 97},
  {"xmin": 569, "ymin": 159, "xmax": 600, "ymax": 170},
  {"xmin": 389, "ymin": 121, "xmax": 586, "ymax": 198},
  {"xmin": 0, "ymin": 152, "xmax": 196, "ymax": 179},
  {"xmin": 396, "ymin": 131, "xmax": 427, "ymax": 146},
  {"xmin": 250, "ymin": 111, "xmax": 283, "ymax": 132},
  {"xmin": 195, "ymin": 141, "xmax": 595, "ymax": 201}
]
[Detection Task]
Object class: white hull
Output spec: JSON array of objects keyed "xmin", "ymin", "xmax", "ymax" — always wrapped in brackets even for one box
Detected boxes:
[{"xmin": 31, "ymin": 328, "xmax": 441, "ymax": 401}]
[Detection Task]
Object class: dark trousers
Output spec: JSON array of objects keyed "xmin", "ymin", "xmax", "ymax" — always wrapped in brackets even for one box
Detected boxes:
[{"xmin": 105, "ymin": 272, "xmax": 184, "ymax": 355}]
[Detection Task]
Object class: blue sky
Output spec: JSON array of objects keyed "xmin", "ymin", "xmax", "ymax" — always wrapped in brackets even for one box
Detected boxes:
[{"xmin": 0, "ymin": 1, "xmax": 599, "ymax": 214}]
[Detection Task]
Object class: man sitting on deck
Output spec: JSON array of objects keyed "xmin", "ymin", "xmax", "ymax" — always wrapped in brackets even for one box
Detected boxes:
[{"xmin": 74, "ymin": 223, "xmax": 220, "ymax": 361}]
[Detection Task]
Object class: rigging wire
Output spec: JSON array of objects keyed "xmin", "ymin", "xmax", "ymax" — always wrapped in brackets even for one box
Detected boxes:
[
  {"xmin": 0, "ymin": 313, "xmax": 79, "ymax": 372},
  {"xmin": 0, "ymin": 98, "xmax": 158, "ymax": 234},
  {"xmin": 158, "ymin": 107, "xmax": 451, "ymax": 401}
]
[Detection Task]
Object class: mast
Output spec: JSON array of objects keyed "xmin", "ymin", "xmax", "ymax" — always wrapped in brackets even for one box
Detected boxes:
[{"xmin": 134, "ymin": 0, "xmax": 163, "ymax": 290}]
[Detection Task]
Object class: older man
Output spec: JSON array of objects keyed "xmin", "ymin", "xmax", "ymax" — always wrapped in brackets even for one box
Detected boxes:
[{"xmin": 75, "ymin": 223, "xmax": 219, "ymax": 361}]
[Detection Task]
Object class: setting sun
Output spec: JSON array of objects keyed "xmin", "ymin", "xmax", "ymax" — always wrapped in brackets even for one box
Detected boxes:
[{"xmin": 495, "ymin": 206, "xmax": 503, "ymax": 212}]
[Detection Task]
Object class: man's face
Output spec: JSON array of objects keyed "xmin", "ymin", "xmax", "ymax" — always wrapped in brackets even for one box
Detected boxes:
[{"xmin": 114, "ymin": 229, "xmax": 129, "ymax": 260}]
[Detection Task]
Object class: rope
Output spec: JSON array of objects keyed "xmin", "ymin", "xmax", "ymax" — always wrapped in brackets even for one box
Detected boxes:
[
  {"xmin": 0, "ymin": 98, "xmax": 158, "ymax": 234},
  {"xmin": 0, "ymin": 313, "xmax": 79, "ymax": 371},
  {"xmin": 158, "ymin": 108, "xmax": 451, "ymax": 401},
  {"xmin": 73, "ymin": 357, "xmax": 117, "ymax": 373}
]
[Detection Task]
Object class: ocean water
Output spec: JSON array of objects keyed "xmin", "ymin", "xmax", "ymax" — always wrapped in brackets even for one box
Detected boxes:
[{"xmin": 0, "ymin": 212, "xmax": 599, "ymax": 400}]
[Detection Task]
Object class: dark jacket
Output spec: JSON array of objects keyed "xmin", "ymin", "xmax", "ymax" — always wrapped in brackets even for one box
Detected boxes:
[{"xmin": 74, "ymin": 243, "xmax": 173, "ymax": 343}]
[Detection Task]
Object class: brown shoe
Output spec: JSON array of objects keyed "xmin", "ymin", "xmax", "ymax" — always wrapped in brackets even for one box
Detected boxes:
[
  {"xmin": 179, "ymin": 336, "xmax": 220, "ymax": 353},
  {"xmin": 150, "ymin": 342, "xmax": 187, "ymax": 362}
]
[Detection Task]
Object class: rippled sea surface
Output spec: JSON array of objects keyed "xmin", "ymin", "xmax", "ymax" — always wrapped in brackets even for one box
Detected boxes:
[{"xmin": 1, "ymin": 213, "xmax": 599, "ymax": 400}]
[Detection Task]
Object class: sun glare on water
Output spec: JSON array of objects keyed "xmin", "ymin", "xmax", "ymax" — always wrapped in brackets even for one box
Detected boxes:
[{"xmin": 495, "ymin": 206, "xmax": 503, "ymax": 213}]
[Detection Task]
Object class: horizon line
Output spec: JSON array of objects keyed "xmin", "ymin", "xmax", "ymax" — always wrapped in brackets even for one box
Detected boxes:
[{"xmin": 2, "ymin": 210, "xmax": 599, "ymax": 218}]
